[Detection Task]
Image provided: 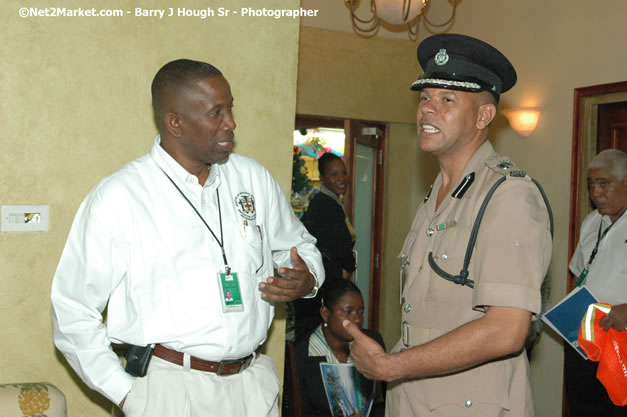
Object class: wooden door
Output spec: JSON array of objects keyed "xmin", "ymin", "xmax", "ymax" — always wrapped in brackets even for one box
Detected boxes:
[{"xmin": 597, "ymin": 101, "xmax": 627, "ymax": 152}]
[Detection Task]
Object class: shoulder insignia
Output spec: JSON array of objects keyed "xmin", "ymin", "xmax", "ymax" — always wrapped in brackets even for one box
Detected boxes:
[
  {"xmin": 496, "ymin": 159, "xmax": 514, "ymax": 170},
  {"xmin": 424, "ymin": 184, "xmax": 433, "ymax": 203},
  {"xmin": 510, "ymin": 170, "xmax": 527, "ymax": 178},
  {"xmin": 486, "ymin": 156, "xmax": 523, "ymax": 176}
]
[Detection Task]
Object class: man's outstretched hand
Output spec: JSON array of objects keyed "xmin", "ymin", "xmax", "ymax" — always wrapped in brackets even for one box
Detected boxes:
[
  {"xmin": 259, "ymin": 247, "xmax": 316, "ymax": 303},
  {"xmin": 343, "ymin": 319, "xmax": 394, "ymax": 381}
]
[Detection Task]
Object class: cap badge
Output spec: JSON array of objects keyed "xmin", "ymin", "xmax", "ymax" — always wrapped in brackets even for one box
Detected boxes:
[{"xmin": 434, "ymin": 49, "xmax": 449, "ymax": 66}]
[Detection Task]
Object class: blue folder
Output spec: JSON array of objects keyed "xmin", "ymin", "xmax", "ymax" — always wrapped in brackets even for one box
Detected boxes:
[{"xmin": 542, "ymin": 285, "xmax": 598, "ymax": 359}]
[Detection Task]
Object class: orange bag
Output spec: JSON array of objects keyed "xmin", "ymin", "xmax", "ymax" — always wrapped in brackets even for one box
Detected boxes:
[{"xmin": 578, "ymin": 302, "xmax": 627, "ymax": 406}]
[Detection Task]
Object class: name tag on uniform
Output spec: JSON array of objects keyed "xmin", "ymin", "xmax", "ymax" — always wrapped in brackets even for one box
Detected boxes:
[{"xmin": 218, "ymin": 272, "xmax": 244, "ymax": 313}]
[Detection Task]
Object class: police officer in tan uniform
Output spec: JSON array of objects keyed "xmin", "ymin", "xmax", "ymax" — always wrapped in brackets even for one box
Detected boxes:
[{"xmin": 344, "ymin": 34, "xmax": 553, "ymax": 417}]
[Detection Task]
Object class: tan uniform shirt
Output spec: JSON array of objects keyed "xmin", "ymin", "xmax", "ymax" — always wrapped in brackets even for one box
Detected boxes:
[{"xmin": 386, "ymin": 141, "xmax": 552, "ymax": 417}]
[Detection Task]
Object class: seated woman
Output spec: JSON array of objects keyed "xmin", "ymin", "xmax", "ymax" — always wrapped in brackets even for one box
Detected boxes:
[
  {"xmin": 294, "ymin": 152, "xmax": 357, "ymax": 339},
  {"xmin": 294, "ymin": 280, "xmax": 385, "ymax": 417}
]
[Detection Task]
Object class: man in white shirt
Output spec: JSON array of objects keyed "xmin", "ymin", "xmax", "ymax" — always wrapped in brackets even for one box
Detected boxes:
[
  {"xmin": 51, "ymin": 59, "xmax": 324, "ymax": 417},
  {"xmin": 566, "ymin": 148, "xmax": 627, "ymax": 416}
]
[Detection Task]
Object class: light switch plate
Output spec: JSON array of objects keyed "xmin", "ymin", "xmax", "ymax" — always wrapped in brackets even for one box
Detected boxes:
[{"xmin": 1, "ymin": 205, "xmax": 49, "ymax": 232}]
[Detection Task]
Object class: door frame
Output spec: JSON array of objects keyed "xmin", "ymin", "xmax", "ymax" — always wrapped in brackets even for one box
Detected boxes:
[
  {"xmin": 568, "ymin": 81, "xmax": 627, "ymax": 291},
  {"xmin": 294, "ymin": 115, "xmax": 386, "ymax": 331},
  {"xmin": 344, "ymin": 120, "xmax": 386, "ymax": 330},
  {"xmin": 565, "ymin": 80, "xmax": 627, "ymax": 417}
]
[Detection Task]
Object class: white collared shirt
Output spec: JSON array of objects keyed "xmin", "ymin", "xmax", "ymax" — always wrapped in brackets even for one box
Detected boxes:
[
  {"xmin": 51, "ymin": 137, "xmax": 324, "ymax": 404},
  {"xmin": 569, "ymin": 210, "xmax": 627, "ymax": 305}
]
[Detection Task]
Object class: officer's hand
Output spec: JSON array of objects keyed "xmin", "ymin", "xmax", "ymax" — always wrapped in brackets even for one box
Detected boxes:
[
  {"xmin": 259, "ymin": 247, "xmax": 316, "ymax": 303},
  {"xmin": 600, "ymin": 303, "xmax": 627, "ymax": 331},
  {"xmin": 343, "ymin": 320, "xmax": 391, "ymax": 381}
]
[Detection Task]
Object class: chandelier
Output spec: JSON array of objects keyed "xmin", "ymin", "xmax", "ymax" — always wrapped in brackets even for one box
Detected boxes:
[{"xmin": 344, "ymin": 0, "xmax": 459, "ymax": 39}]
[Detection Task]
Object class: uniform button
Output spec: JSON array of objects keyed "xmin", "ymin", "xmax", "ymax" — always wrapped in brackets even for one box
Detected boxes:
[
  {"xmin": 403, "ymin": 303, "xmax": 412, "ymax": 313},
  {"xmin": 441, "ymin": 253, "xmax": 448, "ymax": 262},
  {"xmin": 426, "ymin": 228, "xmax": 434, "ymax": 237},
  {"xmin": 227, "ymin": 346, "xmax": 232, "ymax": 352},
  {"xmin": 465, "ymin": 400, "xmax": 472, "ymax": 408},
  {"xmin": 418, "ymin": 266, "xmax": 423, "ymax": 272}
]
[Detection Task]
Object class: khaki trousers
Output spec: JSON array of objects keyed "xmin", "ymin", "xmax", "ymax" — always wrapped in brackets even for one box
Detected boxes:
[{"xmin": 122, "ymin": 353, "xmax": 280, "ymax": 417}]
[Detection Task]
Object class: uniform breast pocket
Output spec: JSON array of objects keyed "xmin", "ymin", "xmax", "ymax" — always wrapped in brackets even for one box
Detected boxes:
[
  {"xmin": 426, "ymin": 229, "xmax": 472, "ymax": 302},
  {"xmin": 239, "ymin": 222, "xmax": 266, "ymax": 275}
]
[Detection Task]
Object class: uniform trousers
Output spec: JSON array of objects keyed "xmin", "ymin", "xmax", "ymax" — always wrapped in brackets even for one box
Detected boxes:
[{"xmin": 122, "ymin": 353, "xmax": 280, "ymax": 417}]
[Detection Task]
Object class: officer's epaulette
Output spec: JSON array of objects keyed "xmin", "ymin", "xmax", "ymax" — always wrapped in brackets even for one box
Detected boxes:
[{"xmin": 485, "ymin": 155, "xmax": 527, "ymax": 178}]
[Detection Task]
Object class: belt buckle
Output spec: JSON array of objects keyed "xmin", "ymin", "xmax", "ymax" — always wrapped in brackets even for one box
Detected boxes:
[{"xmin": 216, "ymin": 358, "xmax": 241, "ymax": 376}]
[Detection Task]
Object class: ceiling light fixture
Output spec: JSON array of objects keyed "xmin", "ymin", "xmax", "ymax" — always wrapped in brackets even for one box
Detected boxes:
[{"xmin": 344, "ymin": 0, "xmax": 459, "ymax": 40}]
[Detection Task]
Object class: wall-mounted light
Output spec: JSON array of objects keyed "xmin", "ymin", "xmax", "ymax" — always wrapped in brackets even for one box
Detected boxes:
[{"xmin": 502, "ymin": 108, "xmax": 541, "ymax": 137}]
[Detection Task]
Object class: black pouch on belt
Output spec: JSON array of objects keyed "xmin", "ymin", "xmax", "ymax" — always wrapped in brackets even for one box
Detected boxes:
[{"xmin": 125, "ymin": 344, "xmax": 155, "ymax": 377}]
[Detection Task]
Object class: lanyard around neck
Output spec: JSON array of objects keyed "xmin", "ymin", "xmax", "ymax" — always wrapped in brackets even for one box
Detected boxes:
[
  {"xmin": 586, "ymin": 218, "xmax": 614, "ymax": 267},
  {"xmin": 160, "ymin": 167, "xmax": 231, "ymax": 274}
]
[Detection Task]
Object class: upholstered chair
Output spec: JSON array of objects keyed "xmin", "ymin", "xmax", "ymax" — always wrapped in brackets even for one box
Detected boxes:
[{"xmin": 0, "ymin": 383, "xmax": 67, "ymax": 417}]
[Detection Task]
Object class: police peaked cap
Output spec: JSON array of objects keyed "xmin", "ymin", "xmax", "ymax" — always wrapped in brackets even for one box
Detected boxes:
[{"xmin": 411, "ymin": 34, "xmax": 517, "ymax": 102}]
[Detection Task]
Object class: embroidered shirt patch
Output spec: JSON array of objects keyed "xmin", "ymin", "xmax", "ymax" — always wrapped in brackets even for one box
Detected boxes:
[{"xmin": 235, "ymin": 192, "xmax": 256, "ymax": 220}]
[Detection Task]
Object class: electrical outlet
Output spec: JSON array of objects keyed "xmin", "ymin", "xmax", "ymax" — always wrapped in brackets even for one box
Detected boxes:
[{"xmin": 1, "ymin": 205, "xmax": 49, "ymax": 232}]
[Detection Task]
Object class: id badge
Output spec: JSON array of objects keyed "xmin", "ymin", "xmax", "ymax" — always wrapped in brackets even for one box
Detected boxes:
[
  {"xmin": 218, "ymin": 272, "xmax": 244, "ymax": 313},
  {"xmin": 575, "ymin": 267, "xmax": 589, "ymax": 287}
]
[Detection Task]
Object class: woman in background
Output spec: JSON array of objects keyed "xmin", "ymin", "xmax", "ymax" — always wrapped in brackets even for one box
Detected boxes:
[
  {"xmin": 294, "ymin": 280, "xmax": 385, "ymax": 417},
  {"xmin": 294, "ymin": 153, "xmax": 357, "ymax": 339}
]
